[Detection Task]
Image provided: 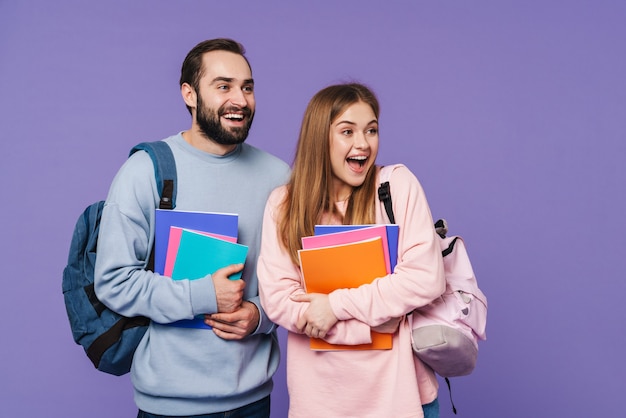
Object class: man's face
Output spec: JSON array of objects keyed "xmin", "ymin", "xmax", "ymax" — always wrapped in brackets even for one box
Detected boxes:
[{"xmin": 194, "ymin": 51, "xmax": 255, "ymax": 146}]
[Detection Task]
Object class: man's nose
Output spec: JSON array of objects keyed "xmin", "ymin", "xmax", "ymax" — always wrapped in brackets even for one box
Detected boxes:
[{"xmin": 229, "ymin": 88, "xmax": 249, "ymax": 108}]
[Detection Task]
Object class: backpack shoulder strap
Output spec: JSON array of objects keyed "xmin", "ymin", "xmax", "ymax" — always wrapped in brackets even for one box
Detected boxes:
[
  {"xmin": 377, "ymin": 165, "xmax": 448, "ymax": 238},
  {"xmin": 377, "ymin": 165, "xmax": 399, "ymax": 224},
  {"xmin": 129, "ymin": 141, "xmax": 177, "ymax": 210},
  {"xmin": 128, "ymin": 141, "xmax": 177, "ymax": 272}
]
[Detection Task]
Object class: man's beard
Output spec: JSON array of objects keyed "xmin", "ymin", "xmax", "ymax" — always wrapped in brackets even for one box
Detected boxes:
[{"xmin": 196, "ymin": 95, "xmax": 254, "ymax": 146}]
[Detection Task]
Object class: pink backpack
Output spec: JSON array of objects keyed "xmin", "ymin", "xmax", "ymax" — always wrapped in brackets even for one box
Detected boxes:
[
  {"xmin": 410, "ymin": 220, "xmax": 488, "ymax": 377},
  {"xmin": 378, "ymin": 165, "xmax": 488, "ymax": 379}
]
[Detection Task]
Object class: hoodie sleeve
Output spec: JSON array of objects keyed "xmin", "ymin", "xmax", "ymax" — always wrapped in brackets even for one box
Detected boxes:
[
  {"xmin": 328, "ymin": 164, "xmax": 446, "ymax": 327},
  {"xmin": 257, "ymin": 187, "xmax": 372, "ymax": 346}
]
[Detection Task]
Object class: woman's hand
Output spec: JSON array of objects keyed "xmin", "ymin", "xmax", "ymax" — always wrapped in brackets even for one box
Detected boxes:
[{"xmin": 291, "ymin": 293, "xmax": 338, "ymax": 339}]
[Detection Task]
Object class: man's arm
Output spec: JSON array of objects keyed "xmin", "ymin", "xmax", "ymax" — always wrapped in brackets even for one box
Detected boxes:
[{"xmin": 94, "ymin": 152, "xmax": 219, "ymax": 322}]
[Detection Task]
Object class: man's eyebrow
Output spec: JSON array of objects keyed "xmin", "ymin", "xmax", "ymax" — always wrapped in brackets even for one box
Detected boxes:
[
  {"xmin": 210, "ymin": 77, "xmax": 254, "ymax": 85},
  {"xmin": 211, "ymin": 77, "xmax": 233, "ymax": 84}
]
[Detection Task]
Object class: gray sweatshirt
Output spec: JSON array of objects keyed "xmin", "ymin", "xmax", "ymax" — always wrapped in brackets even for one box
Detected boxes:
[{"xmin": 94, "ymin": 133, "xmax": 290, "ymax": 415}]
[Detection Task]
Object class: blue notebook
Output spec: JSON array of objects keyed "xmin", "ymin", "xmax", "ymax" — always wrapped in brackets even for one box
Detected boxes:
[
  {"xmin": 154, "ymin": 209, "xmax": 238, "ymax": 275},
  {"xmin": 314, "ymin": 224, "xmax": 399, "ymax": 272}
]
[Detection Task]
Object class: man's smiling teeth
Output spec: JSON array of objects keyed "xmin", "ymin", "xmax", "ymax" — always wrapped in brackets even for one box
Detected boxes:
[{"xmin": 224, "ymin": 113, "xmax": 244, "ymax": 120}]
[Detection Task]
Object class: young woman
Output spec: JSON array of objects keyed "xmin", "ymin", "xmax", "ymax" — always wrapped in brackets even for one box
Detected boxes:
[{"xmin": 257, "ymin": 83, "xmax": 446, "ymax": 418}]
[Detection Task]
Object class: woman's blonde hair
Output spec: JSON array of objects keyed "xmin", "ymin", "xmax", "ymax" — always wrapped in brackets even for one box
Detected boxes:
[{"xmin": 279, "ymin": 83, "xmax": 381, "ymax": 264}]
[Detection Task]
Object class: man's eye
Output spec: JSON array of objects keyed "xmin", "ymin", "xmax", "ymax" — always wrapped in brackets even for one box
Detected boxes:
[
  {"xmin": 218, "ymin": 85, "xmax": 229, "ymax": 90},
  {"xmin": 243, "ymin": 86, "xmax": 254, "ymax": 92}
]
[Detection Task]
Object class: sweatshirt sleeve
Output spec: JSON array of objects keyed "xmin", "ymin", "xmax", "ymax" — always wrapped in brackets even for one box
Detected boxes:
[
  {"xmin": 328, "ymin": 165, "xmax": 446, "ymax": 326},
  {"xmin": 245, "ymin": 295, "xmax": 276, "ymax": 336},
  {"xmin": 94, "ymin": 152, "xmax": 216, "ymax": 323},
  {"xmin": 257, "ymin": 187, "xmax": 372, "ymax": 346}
]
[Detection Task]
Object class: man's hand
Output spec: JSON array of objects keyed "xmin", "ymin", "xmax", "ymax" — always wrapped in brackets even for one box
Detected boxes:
[
  {"xmin": 203, "ymin": 301, "xmax": 260, "ymax": 340},
  {"xmin": 291, "ymin": 293, "xmax": 338, "ymax": 339},
  {"xmin": 212, "ymin": 264, "xmax": 245, "ymax": 313}
]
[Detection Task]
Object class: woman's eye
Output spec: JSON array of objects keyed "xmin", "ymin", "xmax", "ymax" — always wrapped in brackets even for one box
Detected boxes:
[
  {"xmin": 342, "ymin": 129, "xmax": 352, "ymax": 136},
  {"xmin": 367, "ymin": 128, "xmax": 378, "ymax": 135}
]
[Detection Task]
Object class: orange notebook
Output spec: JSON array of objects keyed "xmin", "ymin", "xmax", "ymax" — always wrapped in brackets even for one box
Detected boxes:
[{"xmin": 298, "ymin": 237, "xmax": 392, "ymax": 350}]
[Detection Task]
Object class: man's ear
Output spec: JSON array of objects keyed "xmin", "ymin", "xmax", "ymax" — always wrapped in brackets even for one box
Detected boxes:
[{"xmin": 181, "ymin": 83, "xmax": 197, "ymax": 110}]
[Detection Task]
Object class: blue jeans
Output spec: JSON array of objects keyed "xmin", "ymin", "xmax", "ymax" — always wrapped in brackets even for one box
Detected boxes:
[
  {"xmin": 422, "ymin": 398, "xmax": 440, "ymax": 418},
  {"xmin": 137, "ymin": 396, "xmax": 270, "ymax": 418}
]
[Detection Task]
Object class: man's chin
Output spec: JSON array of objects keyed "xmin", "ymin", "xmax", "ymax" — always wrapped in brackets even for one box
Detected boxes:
[
  {"xmin": 210, "ymin": 133, "xmax": 248, "ymax": 146},
  {"xmin": 221, "ymin": 125, "xmax": 251, "ymax": 144}
]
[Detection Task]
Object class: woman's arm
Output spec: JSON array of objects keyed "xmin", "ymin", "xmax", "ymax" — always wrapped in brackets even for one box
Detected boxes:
[
  {"xmin": 257, "ymin": 187, "xmax": 372, "ymax": 345},
  {"xmin": 328, "ymin": 165, "xmax": 446, "ymax": 327}
]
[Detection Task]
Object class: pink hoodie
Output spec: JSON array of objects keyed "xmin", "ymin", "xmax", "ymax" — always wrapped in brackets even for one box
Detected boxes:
[{"xmin": 258, "ymin": 164, "xmax": 446, "ymax": 418}]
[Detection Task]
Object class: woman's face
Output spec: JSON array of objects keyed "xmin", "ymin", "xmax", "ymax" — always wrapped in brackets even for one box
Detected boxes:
[{"xmin": 328, "ymin": 101, "xmax": 379, "ymax": 201}]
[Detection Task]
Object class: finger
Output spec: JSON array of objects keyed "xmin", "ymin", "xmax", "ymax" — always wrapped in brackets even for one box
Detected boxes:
[
  {"xmin": 290, "ymin": 293, "xmax": 312, "ymax": 303},
  {"xmin": 218, "ymin": 263, "xmax": 245, "ymax": 280},
  {"xmin": 204, "ymin": 317, "xmax": 231, "ymax": 328},
  {"xmin": 310, "ymin": 328, "xmax": 325, "ymax": 339},
  {"xmin": 209, "ymin": 319, "xmax": 234, "ymax": 332},
  {"xmin": 295, "ymin": 316, "xmax": 307, "ymax": 332},
  {"xmin": 306, "ymin": 324, "xmax": 317, "ymax": 338},
  {"xmin": 212, "ymin": 327, "xmax": 245, "ymax": 341},
  {"xmin": 209, "ymin": 312, "xmax": 236, "ymax": 324},
  {"xmin": 209, "ymin": 318, "xmax": 242, "ymax": 334}
]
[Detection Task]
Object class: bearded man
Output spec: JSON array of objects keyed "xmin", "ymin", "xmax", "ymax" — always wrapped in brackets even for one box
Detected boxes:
[{"xmin": 94, "ymin": 38, "xmax": 289, "ymax": 418}]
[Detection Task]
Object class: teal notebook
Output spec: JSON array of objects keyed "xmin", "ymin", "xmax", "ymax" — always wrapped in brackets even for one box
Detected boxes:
[{"xmin": 168, "ymin": 229, "xmax": 248, "ymax": 329}]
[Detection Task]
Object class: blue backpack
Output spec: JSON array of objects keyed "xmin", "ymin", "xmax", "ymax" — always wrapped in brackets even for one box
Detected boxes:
[{"xmin": 62, "ymin": 141, "xmax": 177, "ymax": 376}]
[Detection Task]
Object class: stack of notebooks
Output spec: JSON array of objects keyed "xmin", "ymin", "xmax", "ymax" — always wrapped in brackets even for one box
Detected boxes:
[
  {"xmin": 298, "ymin": 224, "xmax": 399, "ymax": 350},
  {"xmin": 154, "ymin": 209, "xmax": 247, "ymax": 329}
]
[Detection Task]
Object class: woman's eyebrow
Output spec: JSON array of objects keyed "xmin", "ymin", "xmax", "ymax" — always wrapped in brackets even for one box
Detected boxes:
[{"xmin": 335, "ymin": 119, "xmax": 378, "ymax": 125}]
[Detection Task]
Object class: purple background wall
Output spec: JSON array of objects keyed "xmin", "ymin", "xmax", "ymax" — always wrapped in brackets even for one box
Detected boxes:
[{"xmin": 1, "ymin": 1, "xmax": 624, "ymax": 417}]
